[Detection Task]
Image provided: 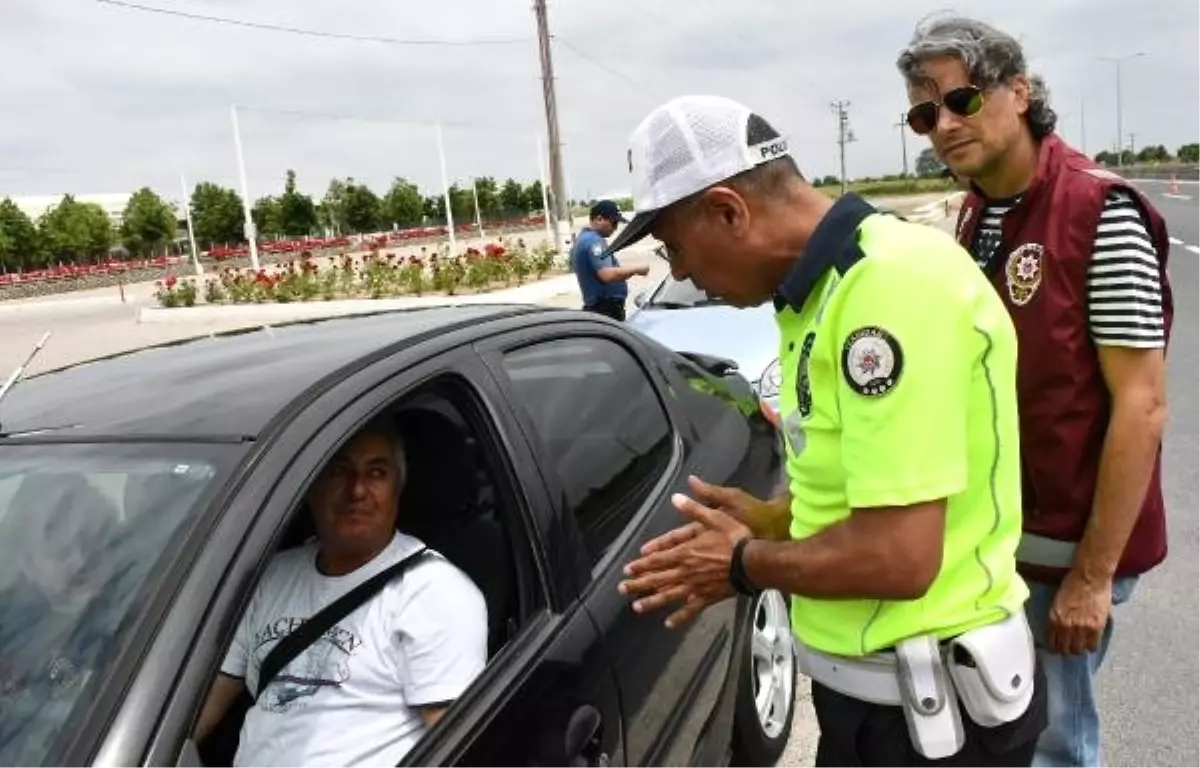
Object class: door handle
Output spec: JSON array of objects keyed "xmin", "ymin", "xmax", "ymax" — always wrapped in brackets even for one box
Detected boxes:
[{"xmin": 563, "ymin": 703, "xmax": 608, "ymax": 768}]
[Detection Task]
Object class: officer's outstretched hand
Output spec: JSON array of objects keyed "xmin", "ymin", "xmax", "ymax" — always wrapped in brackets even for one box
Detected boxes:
[{"xmin": 618, "ymin": 487, "xmax": 752, "ymax": 629}]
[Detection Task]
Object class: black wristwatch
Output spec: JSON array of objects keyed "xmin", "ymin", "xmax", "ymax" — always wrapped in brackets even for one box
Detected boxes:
[{"xmin": 728, "ymin": 537, "xmax": 762, "ymax": 596}]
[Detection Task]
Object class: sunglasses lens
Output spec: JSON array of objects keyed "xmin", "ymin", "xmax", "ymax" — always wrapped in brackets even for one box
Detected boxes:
[
  {"xmin": 907, "ymin": 103, "xmax": 938, "ymax": 135},
  {"xmin": 945, "ymin": 87, "xmax": 984, "ymax": 117}
]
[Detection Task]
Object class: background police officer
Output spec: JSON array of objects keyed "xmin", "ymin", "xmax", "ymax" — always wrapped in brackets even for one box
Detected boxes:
[
  {"xmin": 610, "ymin": 94, "xmax": 1047, "ymax": 766},
  {"xmin": 570, "ymin": 199, "xmax": 647, "ymax": 321}
]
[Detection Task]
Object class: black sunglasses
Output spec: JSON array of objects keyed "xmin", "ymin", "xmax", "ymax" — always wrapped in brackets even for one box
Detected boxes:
[{"xmin": 906, "ymin": 85, "xmax": 985, "ymax": 136}]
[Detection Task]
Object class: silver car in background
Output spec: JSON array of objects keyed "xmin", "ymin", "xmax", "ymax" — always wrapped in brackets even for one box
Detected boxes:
[{"xmin": 629, "ymin": 273, "xmax": 782, "ymax": 414}]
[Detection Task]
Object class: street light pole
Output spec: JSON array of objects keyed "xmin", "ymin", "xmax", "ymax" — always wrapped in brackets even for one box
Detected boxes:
[
  {"xmin": 1100, "ymin": 52, "xmax": 1145, "ymax": 168},
  {"xmin": 230, "ymin": 104, "xmax": 260, "ymax": 271},
  {"xmin": 180, "ymin": 173, "xmax": 202, "ymax": 276}
]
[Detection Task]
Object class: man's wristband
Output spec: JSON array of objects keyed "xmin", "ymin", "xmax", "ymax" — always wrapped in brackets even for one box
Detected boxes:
[{"xmin": 729, "ymin": 537, "xmax": 762, "ymax": 597}]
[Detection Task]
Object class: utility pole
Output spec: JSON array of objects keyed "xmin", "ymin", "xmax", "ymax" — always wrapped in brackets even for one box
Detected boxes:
[
  {"xmin": 532, "ymin": 0, "xmax": 569, "ymax": 248},
  {"xmin": 894, "ymin": 112, "xmax": 909, "ymax": 177},
  {"xmin": 180, "ymin": 173, "xmax": 202, "ymax": 276},
  {"xmin": 831, "ymin": 100, "xmax": 854, "ymax": 195},
  {"xmin": 1100, "ymin": 52, "xmax": 1145, "ymax": 168}
]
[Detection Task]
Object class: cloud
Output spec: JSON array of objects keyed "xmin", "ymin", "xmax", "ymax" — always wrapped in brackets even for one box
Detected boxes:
[{"xmin": 0, "ymin": 0, "xmax": 1196, "ymax": 205}]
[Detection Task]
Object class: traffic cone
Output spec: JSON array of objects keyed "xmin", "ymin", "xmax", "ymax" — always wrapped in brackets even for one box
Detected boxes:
[{"xmin": 1169, "ymin": 175, "xmax": 1180, "ymax": 195}]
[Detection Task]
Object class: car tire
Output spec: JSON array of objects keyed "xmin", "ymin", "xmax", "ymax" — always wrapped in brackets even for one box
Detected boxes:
[{"xmin": 731, "ymin": 588, "xmax": 797, "ymax": 766}]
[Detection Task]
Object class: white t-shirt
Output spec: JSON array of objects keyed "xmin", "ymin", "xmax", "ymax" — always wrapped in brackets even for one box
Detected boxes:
[{"xmin": 221, "ymin": 531, "xmax": 488, "ymax": 767}]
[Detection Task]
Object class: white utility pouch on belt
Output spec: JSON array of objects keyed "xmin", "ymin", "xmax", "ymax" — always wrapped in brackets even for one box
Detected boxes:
[
  {"xmin": 894, "ymin": 634, "xmax": 965, "ymax": 760},
  {"xmin": 946, "ymin": 612, "xmax": 1036, "ymax": 727}
]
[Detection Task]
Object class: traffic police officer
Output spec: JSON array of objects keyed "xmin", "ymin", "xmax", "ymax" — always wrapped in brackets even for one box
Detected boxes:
[
  {"xmin": 570, "ymin": 199, "xmax": 648, "ymax": 321},
  {"xmin": 611, "ymin": 95, "xmax": 1048, "ymax": 765}
]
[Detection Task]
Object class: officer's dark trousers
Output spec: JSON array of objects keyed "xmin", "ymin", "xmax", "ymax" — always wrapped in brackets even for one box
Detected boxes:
[
  {"xmin": 583, "ymin": 298, "xmax": 626, "ymax": 321},
  {"xmin": 812, "ymin": 659, "xmax": 1048, "ymax": 767}
]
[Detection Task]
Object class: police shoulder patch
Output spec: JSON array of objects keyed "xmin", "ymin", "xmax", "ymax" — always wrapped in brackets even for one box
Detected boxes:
[
  {"xmin": 841, "ymin": 326, "xmax": 903, "ymax": 397},
  {"xmin": 590, "ymin": 241, "xmax": 604, "ymax": 257}
]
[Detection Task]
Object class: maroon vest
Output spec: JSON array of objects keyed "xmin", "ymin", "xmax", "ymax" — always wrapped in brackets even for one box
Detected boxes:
[{"xmin": 956, "ymin": 133, "xmax": 1173, "ymax": 580}]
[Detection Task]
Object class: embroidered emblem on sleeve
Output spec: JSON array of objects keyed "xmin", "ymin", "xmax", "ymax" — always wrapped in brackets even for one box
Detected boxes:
[
  {"xmin": 841, "ymin": 326, "xmax": 903, "ymax": 397},
  {"xmin": 1004, "ymin": 242, "xmax": 1044, "ymax": 306}
]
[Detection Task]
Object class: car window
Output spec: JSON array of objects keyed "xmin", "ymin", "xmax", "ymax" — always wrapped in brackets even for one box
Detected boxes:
[
  {"xmin": 647, "ymin": 275, "xmax": 727, "ymax": 308},
  {"xmin": 0, "ymin": 443, "xmax": 226, "ymax": 767},
  {"xmin": 500, "ymin": 337, "xmax": 673, "ymax": 565}
]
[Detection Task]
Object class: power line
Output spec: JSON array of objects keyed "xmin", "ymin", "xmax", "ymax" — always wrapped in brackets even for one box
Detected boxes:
[
  {"xmin": 552, "ymin": 38, "xmax": 657, "ymax": 99},
  {"xmin": 94, "ymin": 0, "xmax": 532, "ymax": 47}
]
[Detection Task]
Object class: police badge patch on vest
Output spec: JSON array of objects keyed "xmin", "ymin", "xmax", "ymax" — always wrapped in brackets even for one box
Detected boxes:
[
  {"xmin": 841, "ymin": 326, "xmax": 903, "ymax": 397},
  {"xmin": 1004, "ymin": 243, "xmax": 1044, "ymax": 306}
]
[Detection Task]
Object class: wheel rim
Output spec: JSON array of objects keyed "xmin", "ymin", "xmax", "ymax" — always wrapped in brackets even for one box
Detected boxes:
[{"xmin": 749, "ymin": 589, "xmax": 795, "ymax": 739}]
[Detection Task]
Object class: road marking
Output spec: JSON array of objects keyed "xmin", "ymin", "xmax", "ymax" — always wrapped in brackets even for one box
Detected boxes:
[
  {"xmin": 1170, "ymin": 237, "xmax": 1183, "ymax": 244},
  {"xmin": 1163, "ymin": 193, "xmax": 1193, "ymax": 200},
  {"xmin": 1188, "ymin": 245, "xmax": 1200, "ymax": 256}
]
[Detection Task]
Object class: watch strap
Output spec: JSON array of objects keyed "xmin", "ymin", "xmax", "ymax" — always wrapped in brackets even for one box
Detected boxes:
[{"xmin": 729, "ymin": 537, "xmax": 761, "ymax": 596}]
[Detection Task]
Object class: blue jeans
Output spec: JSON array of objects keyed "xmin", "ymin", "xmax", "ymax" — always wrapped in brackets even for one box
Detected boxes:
[{"xmin": 1023, "ymin": 576, "xmax": 1138, "ymax": 767}]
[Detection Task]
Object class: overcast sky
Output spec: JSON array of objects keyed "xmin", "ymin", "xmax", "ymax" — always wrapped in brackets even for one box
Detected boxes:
[{"xmin": 1, "ymin": 0, "xmax": 1196, "ymax": 205}]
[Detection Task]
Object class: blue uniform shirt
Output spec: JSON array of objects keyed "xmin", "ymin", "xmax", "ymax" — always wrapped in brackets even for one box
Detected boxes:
[{"xmin": 571, "ymin": 228, "xmax": 628, "ymax": 306}]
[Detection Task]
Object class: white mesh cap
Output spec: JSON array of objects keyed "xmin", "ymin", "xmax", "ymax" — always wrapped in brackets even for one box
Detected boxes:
[{"xmin": 605, "ymin": 94, "xmax": 790, "ymax": 255}]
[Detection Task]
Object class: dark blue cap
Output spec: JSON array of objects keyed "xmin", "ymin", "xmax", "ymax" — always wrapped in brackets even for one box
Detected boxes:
[{"xmin": 589, "ymin": 199, "xmax": 626, "ymax": 223}]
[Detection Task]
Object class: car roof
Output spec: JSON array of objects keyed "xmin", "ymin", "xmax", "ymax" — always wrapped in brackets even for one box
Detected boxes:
[{"xmin": 0, "ymin": 305, "xmax": 540, "ymax": 441}]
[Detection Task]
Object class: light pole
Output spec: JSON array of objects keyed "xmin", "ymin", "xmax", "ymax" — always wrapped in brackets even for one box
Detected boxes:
[{"xmin": 1099, "ymin": 52, "xmax": 1145, "ymax": 167}]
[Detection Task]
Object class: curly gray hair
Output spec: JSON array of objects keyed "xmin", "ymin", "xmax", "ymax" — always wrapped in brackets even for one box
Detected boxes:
[{"xmin": 896, "ymin": 14, "xmax": 1057, "ymax": 139}]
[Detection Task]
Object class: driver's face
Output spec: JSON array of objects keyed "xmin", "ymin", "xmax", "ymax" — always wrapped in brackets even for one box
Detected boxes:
[{"xmin": 307, "ymin": 431, "xmax": 403, "ymax": 554}]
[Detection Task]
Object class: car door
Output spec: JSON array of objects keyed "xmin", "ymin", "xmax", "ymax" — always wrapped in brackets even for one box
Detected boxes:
[
  {"xmin": 118, "ymin": 340, "xmax": 622, "ymax": 768},
  {"xmin": 475, "ymin": 321, "xmax": 741, "ymax": 767}
]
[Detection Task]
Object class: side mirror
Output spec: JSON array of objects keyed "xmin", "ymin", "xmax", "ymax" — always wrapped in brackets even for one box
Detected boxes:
[
  {"xmin": 680, "ymin": 350, "xmax": 739, "ymax": 377},
  {"xmin": 633, "ymin": 290, "xmax": 647, "ymax": 308}
]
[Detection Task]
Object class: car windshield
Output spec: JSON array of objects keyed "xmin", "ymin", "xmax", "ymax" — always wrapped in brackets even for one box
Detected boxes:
[
  {"xmin": 0, "ymin": 443, "xmax": 227, "ymax": 766},
  {"xmin": 645, "ymin": 276, "xmax": 728, "ymax": 309}
]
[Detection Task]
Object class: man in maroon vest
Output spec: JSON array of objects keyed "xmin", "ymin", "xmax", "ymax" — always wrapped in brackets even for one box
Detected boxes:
[{"xmin": 896, "ymin": 16, "xmax": 1172, "ymax": 768}]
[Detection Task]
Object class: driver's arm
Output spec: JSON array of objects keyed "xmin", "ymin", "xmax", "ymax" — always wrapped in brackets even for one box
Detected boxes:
[{"xmin": 194, "ymin": 674, "xmax": 246, "ymax": 744}]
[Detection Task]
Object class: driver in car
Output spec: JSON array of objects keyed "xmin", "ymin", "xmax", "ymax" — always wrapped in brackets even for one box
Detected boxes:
[{"xmin": 194, "ymin": 417, "xmax": 488, "ymax": 766}]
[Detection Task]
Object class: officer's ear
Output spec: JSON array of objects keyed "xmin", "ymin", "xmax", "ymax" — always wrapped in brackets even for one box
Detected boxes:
[{"xmin": 698, "ymin": 185, "xmax": 751, "ymax": 241}]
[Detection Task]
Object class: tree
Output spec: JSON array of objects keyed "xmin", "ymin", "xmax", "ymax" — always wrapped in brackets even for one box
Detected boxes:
[
  {"xmin": 423, "ymin": 195, "xmax": 445, "ymax": 223},
  {"xmin": 1094, "ymin": 150, "xmax": 1117, "ymax": 165},
  {"xmin": 915, "ymin": 147, "xmax": 946, "ymax": 178},
  {"xmin": 252, "ymin": 196, "xmax": 283, "ymax": 240},
  {"xmin": 278, "ymin": 169, "xmax": 318, "ymax": 237},
  {"xmin": 382, "ymin": 177, "xmax": 424, "ymax": 228},
  {"xmin": 1136, "ymin": 145, "xmax": 1171, "ymax": 164},
  {"xmin": 448, "ymin": 183, "xmax": 475, "ymax": 225},
  {"xmin": 120, "ymin": 187, "xmax": 177, "ymax": 257},
  {"xmin": 38, "ymin": 195, "xmax": 114, "ymax": 263},
  {"xmin": 341, "ymin": 182, "xmax": 382, "ymax": 233},
  {"xmin": 320, "ymin": 178, "xmax": 350, "ymax": 234},
  {"xmin": 190, "ymin": 182, "xmax": 245, "ymax": 248},
  {"xmin": 474, "ymin": 176, "xmax": 500, "ymax": 219},
  {"xmin": 1178, "ymin": 143, "xmax": 1199, "ymax": 163},
  {"xmin": 523, "ymin": 180, "xmax": 545, "ymax": 213},
  {"xmin": 499, "ymin": 178, "xmax": 526, "ymax": 216},
  {"xmin": 0, "ymin": 198, "xmax": 43, "ymax": 271}
]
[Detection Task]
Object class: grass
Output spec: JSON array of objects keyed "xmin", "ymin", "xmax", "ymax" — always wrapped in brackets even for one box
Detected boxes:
[{"xmin": 817, "ymin": 176, "xmax": 956, "ymax": 198}]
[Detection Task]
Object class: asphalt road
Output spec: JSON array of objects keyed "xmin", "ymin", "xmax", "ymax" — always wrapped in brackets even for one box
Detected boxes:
[{"xmin": 1097, "ymin": 179, "xmax": 1199, "ymax": 768}]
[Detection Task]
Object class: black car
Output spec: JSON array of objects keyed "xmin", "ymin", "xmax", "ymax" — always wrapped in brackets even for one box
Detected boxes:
[{"xmin": 0, "ymin": 305, "xmax": 797, "ymax": 767}]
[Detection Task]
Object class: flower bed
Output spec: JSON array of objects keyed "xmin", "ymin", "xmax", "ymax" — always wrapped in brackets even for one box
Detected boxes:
[{"xmin": 155, "ymin": 240, "xmax": 569, "ymax": 308}]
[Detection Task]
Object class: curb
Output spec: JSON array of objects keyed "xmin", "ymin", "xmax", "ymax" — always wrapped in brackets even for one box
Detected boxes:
[{"xmin": 138, "ymin": 274, "xmax": 581, "ymax": 325}]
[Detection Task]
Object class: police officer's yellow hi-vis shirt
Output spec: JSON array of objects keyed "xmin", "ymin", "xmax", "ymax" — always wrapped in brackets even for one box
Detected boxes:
[{"xmin": 774, "ymin": 194, "xmax": 1027, "ymax": 658}]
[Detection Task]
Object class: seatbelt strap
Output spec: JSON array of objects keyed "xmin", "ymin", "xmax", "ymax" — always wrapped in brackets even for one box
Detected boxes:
[{"xmin": 254, "ymin": 546, "xmax": 429, "ymax": 701}]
